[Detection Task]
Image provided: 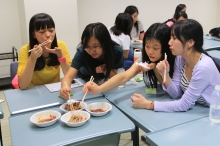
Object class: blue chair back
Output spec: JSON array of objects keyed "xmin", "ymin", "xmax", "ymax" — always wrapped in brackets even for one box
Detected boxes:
[
  {"xmin": 10, "ymin": 61, "xmax": 18, "ymax": 81},
  {"xmin": 213, "ymin": 57, "xmax": 220, "ymax": 66}
]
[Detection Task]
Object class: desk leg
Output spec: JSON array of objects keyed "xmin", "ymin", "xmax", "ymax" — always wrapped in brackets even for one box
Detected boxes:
[
  {"xmin": 0, "ymin": 121, "xmax": 2, "ymax": 146},
  {"xmin": 131, "ymin": 125, "xmax": 139, "ymax": 146}
]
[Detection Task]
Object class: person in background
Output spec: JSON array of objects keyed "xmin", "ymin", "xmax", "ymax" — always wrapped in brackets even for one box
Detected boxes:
[
  {"xmin": 174, "ymin": 11, "xmax": 188, "ymax": 22},
  {"xmin": 17, "ymin": 13, "xmax": 71, "ymax": 89},
  {"xmin": 109, "ymin": 13, "xmax": 133, "ymax": 70},
  {"xmin": 60, "ymin": 22, "xmax": 124, "ymax": 99},
  {"xmin": 124, "ymin": 5, "xmax": 144, "ymax": 40},
  {"xmin": 165, "ymin": 4, "xmax": 187, "ymax": 27},
  {"xmin": 134, "ymin": 19, "xmax": 220, "ymax": 112},
  {"xmin": 83, "ymin": 23, "xmax": 175, "ymax": 95}
]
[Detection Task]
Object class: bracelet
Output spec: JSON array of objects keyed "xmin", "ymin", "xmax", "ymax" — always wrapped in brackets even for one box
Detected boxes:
[
  {"xmin": 58, "ymin": 56, "xmax": 66, "ymax": 63},
  {"xmin": 151, "ymin": 101, "xmax": 154, "ymax": 110}
]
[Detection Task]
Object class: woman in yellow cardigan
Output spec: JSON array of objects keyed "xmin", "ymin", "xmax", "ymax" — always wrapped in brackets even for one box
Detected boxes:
[{"xmin": 17, "ymin": 13, "xmax": 71, "ymax": 89}]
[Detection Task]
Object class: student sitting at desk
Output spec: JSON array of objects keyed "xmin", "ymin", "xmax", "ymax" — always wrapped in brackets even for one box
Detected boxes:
[
  {"xmin": 124, "ymin": 5, "xmax": 144, "ymax": 40},
  {"xmin": 165, "ymin": 4, "xmax": 186, "ymax": 27},
  {"xmin": 109, "ymin": 13, "xmax": 133, "ymax": 70},
  {"xmin": 17, "ymin": 13, "xmax": 71, "ymax": 89},
  {"xmin": 82, "ymin": 23, "xmax": 175, "ymax": 97},
  {"xmin": 60, "ymin": 22, "xmax": 124, "ymax": 99},
  {"xmin": 137, "ymin": 19, "xmax": 220, "ymax": 112}
]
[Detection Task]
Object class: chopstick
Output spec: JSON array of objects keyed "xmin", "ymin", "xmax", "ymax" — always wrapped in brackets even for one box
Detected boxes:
[
  {"xmin": 81, "ymin": 76, "xmax": 94, "ymax": 103},
  {"xmin": 28, "ymin": 40, "xmax": 51, "ymax": 52},
  {"xmin": 64, "ymin": 82, "xmax": 74, "ymax": 111},
  {"xmin": 163, "ymin": 53, "xmax": 167, "ymax": 83}
]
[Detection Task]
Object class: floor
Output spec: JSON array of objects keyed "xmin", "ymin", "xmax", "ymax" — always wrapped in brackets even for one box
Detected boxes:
[{"xmin": 0, "ymin": 86, "xmax": 149, "ymax": 146}]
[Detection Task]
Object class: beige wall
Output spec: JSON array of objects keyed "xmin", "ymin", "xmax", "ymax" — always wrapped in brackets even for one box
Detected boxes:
[
  {"xmin": 77, "ymin": 0, "xmax": 219, "ymax": 37},
  {"xmin": 0, "ymin": 0, "xmax": 219, "ymax": 78}
]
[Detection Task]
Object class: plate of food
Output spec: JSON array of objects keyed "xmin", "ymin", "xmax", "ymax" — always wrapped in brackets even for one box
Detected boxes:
[
  {"xmin": 61, "ymin": 110, "xmax": 90, "ymax": 127},
  {"xmin": 60, "ymin": 100, "xmax": 87, "ymax": 113},
  {"xmin": 132, "ymin": 40, "xmax": 143, "ymax": 45},
  {"xmin": 85, "ymin": 102, "xmax": 112, "ymax": 116},
  {"xmin": 30, "ymin": 110, "xmax": 61, "ymax": 127}
]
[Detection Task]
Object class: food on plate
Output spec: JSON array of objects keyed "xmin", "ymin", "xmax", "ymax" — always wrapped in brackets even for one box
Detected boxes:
[
  {"xmin": 68, "ymin": 114, "xmax": 86, "ymax": 123},
  {"xmin": 64, "ymin": 102, "xmax": 82, "ymax": 111},
  {"xmin": 37, "ymin": 115, "xmax": 56, "ymax": 123},
  {"xmin": 90, "ymin": 108, "xmax": 106, "ymax": 112},
  {"xmin": 133, "ymin": 40, "xmax": 140, "ymax": 42}
]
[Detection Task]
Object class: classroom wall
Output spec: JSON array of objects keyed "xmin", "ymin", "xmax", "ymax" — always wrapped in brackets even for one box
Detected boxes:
[
  {"xmin": 0, "ymin": 0, "xmax": 22, "ymax": 78},
  {"xmin": 0, "ymin": 0, "xmax": 219, "ymax": 79},
  {"xmin": 77, "ymin": 0, "xmax": 219, "ymax": 37}
]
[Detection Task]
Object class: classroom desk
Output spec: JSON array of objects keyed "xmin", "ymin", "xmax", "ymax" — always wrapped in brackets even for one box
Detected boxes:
[
  {"xmin": 105, "ymin": 86, "xmax": 209, "ymax": 145},
  {"xmin": 145, "ymin": 117, "xmax": 220, "ymax": 146},
  {"xmin": 0, "ymin": 105, "xmax": 3, "ymax": 119},
  {"xmin": 0, "ymin": 105, "xmax": 3, "ymax": 146},
  {"xmin": 9, "ymin": 97, "xmax": 135, "ymax": 146},
  {"xmin": 203, "ymin": 38, "xmax": 220, "ymax": 50},
  {"xmin": 102, "ymin": 79, "xmax": 145, "ymax": 96},
  {"xmin": 4, "ymin": 84, "xmax": 103, "ymax": 115}
]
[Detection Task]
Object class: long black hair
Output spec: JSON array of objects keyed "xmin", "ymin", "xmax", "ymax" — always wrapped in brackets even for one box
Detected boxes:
[
  {"xmin": 124, "ymin": 5, "xmax": 139, "ymax": 33},
  {"xmin": 174, "ymin": 11, "xmax": 188, "ymax": 21},
  {"xmin": 81, "ymin": 22, "xmax": 118, "ymax": 79},
  {"xmin": 142, "ymin": 23, "xmax": 176, "ymax": 88},
  {"xmin": 29, "ymin": 13, "xmax": 59, "ymax": 71},
  {"xmin": 173, "ymin": 4, "xmax": 186, "ymax": 19},
  {"xmin": 110, "ymin": 13, "xmax": 133, "ymax": 37},
  {"xmin": 171, "ymin": 19, "xmax": 220, "ymax": 72}
]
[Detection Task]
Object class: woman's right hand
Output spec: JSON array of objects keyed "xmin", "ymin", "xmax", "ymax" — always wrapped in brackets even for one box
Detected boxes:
[
  {"xmin": 82, "ymin": 82, "xmax": 101, "ymax": 94},
  {"xmin": 30, "ymin": 45, "xmax": 43, "ymax": 60},
  {"xmin": 156, "ymin": 60, "xmax": 170, "ymax": 77},
  {"xmin": 138, "ymin": 63, "xmax": 155, "ymax": 72},
  {"xmin": 60, "ymin": 86, "xmax": 72, "ymax": 99}
]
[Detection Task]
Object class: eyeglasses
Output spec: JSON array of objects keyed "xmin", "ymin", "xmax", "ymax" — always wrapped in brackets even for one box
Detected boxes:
[{"xmin": 84, "ymin": 46, "xmax": 102, "ymax": 51}]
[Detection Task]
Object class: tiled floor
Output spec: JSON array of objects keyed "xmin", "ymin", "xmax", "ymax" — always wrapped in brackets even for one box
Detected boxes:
[{"xmin": 0, "ymin": 86, "xmax": 148, "ymax": 146}]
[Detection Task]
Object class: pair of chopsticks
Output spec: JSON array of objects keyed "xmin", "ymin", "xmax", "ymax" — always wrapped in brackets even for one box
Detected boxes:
[
  {"xmin": 64, "ymin": 82, "xmax": 74, "ymax": 111},
  {"xmin": 163, "ymin": 53, "xmax": 167, "ymax": 83},
  {"xmin": 81, "ymin": 76, "xmax": 94, "ymax": 103},
  {"xmin": 28, "ymin": 40, "xmax": 51, "ymax": 52}
]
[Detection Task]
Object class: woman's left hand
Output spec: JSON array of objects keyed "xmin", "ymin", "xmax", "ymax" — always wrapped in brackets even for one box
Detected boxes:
[
  {"xmin": 130, "ymin": 93, "xmax": 152, "ymax": 109},
  {"xmin": 45, "ymin": 46, "xmax": 63, "ymax": 58}
]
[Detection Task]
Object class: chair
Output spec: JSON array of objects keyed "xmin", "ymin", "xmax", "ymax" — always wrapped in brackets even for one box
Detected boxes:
[
  {"xmin": 205, "ymin": 48, "xmax": 220, "ymax": 66},
  {"xmin": 213, "ymin": 57, "xmax": 220, "ymax": 66},
  {"xmin": 10, "ymin": 61, "xmax": 18, "ymax": 88}
]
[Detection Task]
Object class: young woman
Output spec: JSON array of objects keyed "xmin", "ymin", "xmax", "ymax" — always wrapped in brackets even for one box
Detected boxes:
[
  {"xmin": 165, "ymin": 4, "xmax": 187, "ymax": 27},
  {"xmin": 83, "ymin": 23, "xmax": 175, "ymax": 94},
  {"xmin": 17, "ymin": 13, "xmax": 71, "ymax": 89},
  {"xmin": 60, "ymin": 22, "xmax": 124, "ymax": 99},
  {"xmin": 109, "ymin": 13, "xmax": 133, "ymax": 70},
  {"xmin": 124, "ymin": 5, "xmax": 144, "ymax": 40},
  {"xmin": 133, "ymin": 19, "xmax": 220, "ymax": 112},
  {"xmin": 174, "ymin": 11, "xmax": 188, "ymax": 22}
]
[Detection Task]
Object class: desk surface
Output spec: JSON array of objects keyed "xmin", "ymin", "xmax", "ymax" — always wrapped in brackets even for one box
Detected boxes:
[
  {"xmin": 106, "ymin": 86, "xmax": 209, "ymax": 133},
  {"xmin": 9, "ymin": 97, "xmax": 135, "ymax": 146},
  {"xmin": 146, "ymin": 117, "xmax": 219, "ymax": 146},
  {"xmin": 0, "ymin": 104, "xmax": 3, "ymax": 119},
  {"xmin": 102, "ymin": 79, "xmax": 145, "ymax": 96},
  {"xmin": 203, "ymin": 38, "xmax": 220, "ymax": 50},
  {"xmin": 4, "ymin": 84, "xmax": 103, "ymax": 115}
]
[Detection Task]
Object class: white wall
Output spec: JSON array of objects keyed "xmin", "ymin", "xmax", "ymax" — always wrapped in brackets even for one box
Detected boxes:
[
  {"xmin": 22, "ymin": 0, "xmax": 79, "ymax": 58},
  {"xmin": 0, "ymin": 0, "xmax": 22, "ymax": 77},
  {"xmin": 78, "ymin": 0, "xmax": 219, "ymax": 36},
  {"xmin": 0, "ymin": 0, "xmax": 219, "ymax": 79}
]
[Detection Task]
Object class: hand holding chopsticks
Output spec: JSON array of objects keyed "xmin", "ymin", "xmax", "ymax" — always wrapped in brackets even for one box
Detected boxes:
[
  {"xmin": 81, "ymin": 76, "xmax": 94, "ymax": 103},
  {"xmin": 28, "ymin": 40, "xmax": 51, "ymax": 52},
  {"xmin": 163, "ymin": 53, "xmax": 167, "ymax": 83}
]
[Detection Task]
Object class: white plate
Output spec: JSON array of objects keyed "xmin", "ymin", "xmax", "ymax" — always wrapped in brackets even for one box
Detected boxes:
[
  {"xmin": 85, "ymin": 102, "xmax": 112, "ymax": 117},
  {"xmin": 132, "ymin": 40, "xmax": 143, "ymax": 45},
  {"xmin": 60, "ymin": 100, "xmax": 87, "ymax": 113},
  {"xmin": 30, "ymin": 110, "xmax": 61, "ymax": 127},
  {"xmin": 61, "ymin": 111, "xmax": 90, "ymax": 127}
]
